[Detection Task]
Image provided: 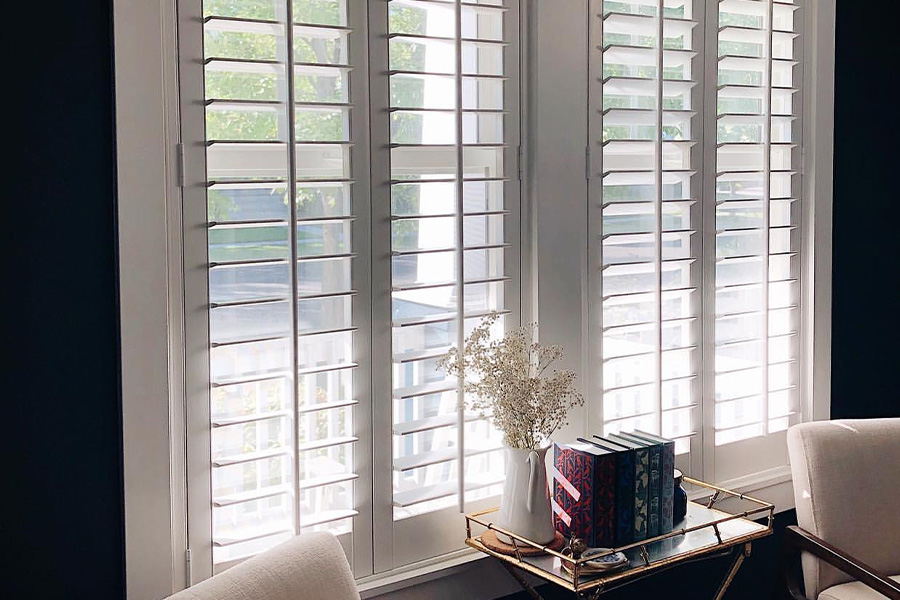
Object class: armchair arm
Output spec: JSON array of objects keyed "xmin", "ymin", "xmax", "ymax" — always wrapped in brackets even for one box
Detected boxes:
[{"xmin": 779, "ymin": 526, "xmax": 900, "ymax": 600}]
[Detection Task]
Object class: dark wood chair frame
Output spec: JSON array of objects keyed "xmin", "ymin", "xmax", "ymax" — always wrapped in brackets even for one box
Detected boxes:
[{"xmin": 780, "ymin": 525, "xmax": 900, "ymax": 600}]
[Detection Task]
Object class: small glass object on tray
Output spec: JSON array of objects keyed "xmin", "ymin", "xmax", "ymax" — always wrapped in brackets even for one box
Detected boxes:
[{"xmin": 560, "ymin": 544, "xmax": 629, "ymax": 576}]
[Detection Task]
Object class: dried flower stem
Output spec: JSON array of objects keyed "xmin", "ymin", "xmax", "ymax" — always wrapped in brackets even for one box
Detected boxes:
[{"xmin": 438, "ymin": 312, "xmax": 584, "ymax": 450}]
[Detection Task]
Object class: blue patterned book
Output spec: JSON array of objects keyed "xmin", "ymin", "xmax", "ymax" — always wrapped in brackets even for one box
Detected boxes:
[
  {"xmin": 632, "ymin": 430, "xmax": 676, "ymax": 532},
  {"xmin": 608, "ymin": 433, "xmax": 650, "ymax": 541},
  {"xmin": 591, "ymin": 437, "xmax": 635, "ymax": 546},
  {"xmin": 552, "ymin": 441, "xmax": 618, "ymax": 547},
  {"xmin": 619, "ymin": 432, "xmax": 661, "ymax": 538}
]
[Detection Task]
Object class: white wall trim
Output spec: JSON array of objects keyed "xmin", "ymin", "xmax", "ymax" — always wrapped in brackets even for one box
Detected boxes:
[
  {"xmin": 802, "ymin": 0, "xmax": 835, "ymax": 424},
  {"xmin": 690, "ymin": 466, "xmax": 796, "ymax": 515},
  {"xmin": 114, "ymin": 0, "xmax": 185, "ymax": 597},
  {"xmin": 359, "ymin": 548, "xmax": 528, "ymax": 600},
  {"xmin": 531, "ymin": 0, "xmax": 590, "ymax": 442},
  {"xmin": 358, "ymin": 548, "xmax": 488, "ymax": 597}
]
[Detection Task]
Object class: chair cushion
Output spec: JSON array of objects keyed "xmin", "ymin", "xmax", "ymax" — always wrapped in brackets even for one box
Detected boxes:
[
  {"xmin": 818, "ymin": 575, "xmax": 900, "ymax": 600},
  {"xmin": 788, "ymin": 419, "xmax": 900, "ymax": 600},
  {"xmin": 167, "ymin": 532, "xmax": 359, "ymax": 600}
]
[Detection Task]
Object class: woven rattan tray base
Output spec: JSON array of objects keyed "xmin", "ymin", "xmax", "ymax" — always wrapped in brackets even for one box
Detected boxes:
[{"xmin": 481, "ymin": 530, "xmax": 566, "ymax": 556}]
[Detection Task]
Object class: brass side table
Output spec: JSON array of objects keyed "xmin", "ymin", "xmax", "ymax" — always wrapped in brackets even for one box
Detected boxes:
[{"xmin": 465, "ymin": 477, "xmax": 775, "ymax": 600}]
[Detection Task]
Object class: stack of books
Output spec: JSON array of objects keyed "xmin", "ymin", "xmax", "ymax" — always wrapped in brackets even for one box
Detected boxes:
[{"xmin": 551, "ymin": 432, "xmax": 676, "ymax": 548}]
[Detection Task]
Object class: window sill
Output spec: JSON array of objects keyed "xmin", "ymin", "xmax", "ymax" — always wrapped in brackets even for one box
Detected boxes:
[
  {"xmin": 690, "ymin": 466, "xmax": 796, "ymax": 515},
  {"xmin": 357, "ymin": 547, "xmax": 496, "ymax": 599}
]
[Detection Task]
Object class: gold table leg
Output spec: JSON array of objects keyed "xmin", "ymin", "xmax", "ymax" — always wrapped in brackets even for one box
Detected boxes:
[
  {"xmin": 498, "ymin": 560, "xmax": 546, "ymax": 600},
  {"xmin": 713, "ymin": 542, "xmax": 752, "ymax": 600}
]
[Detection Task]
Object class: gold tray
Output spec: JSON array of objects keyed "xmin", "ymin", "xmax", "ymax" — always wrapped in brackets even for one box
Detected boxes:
[{"xmin": 464, "ymin": 477, "xmax": 775, "ymax": 596}]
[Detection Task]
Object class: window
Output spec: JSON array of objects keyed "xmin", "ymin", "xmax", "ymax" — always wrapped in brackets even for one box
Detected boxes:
[
  {"xmin": 154, "ymin": 0, "xmax": 827, "ymax": 590},
  {"xmin": 588, "ymin": 0, "xmax": 805, "ymax": 482},
  {"xmin": 180, "ymin": 0, "xmax": 520, "ymax": 580}
]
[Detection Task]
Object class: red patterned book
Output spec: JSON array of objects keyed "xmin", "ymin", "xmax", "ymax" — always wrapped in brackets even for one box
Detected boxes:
[{"xmin": 551, "ymin": 440, "xmax": 617, "ymax": 547}]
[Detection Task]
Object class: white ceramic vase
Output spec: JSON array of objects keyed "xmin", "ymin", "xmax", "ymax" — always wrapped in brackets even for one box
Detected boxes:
[{"xmin": 495, "ymin": 445, "xmax": 556, "ymax": 545}]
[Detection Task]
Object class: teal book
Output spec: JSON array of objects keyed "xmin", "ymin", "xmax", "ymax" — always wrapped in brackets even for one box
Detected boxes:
[
  {"xmin": 608, "ymin": 433, "xmax": 650, "ymax": 541},
  {"xmin": 591, "ymin": 436, "xmax": 635, "ymax": 546},
  {"xmin": 619, "ymin": 432, "xmax": 661, "ymax": 538},
  {"xmin": 632, "ymin": 430, "xmax": 677, "ymax": 532}
]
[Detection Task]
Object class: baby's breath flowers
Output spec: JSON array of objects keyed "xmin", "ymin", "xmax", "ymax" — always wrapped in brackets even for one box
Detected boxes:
[{"xmin": 438, "ymin": 312, "xmax": 584, "ymax": 450}]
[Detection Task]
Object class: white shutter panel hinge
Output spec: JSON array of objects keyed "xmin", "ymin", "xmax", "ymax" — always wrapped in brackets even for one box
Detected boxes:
[
  {"xmin": 176, "ymin": 142, "xmax": 186, "ymax": 188},
  {"xmin": 517, "ymin": 145, "xmax": 524, "ymax": 181},
  {"xmin": 185, "ymin": 548, "xmax": 193, "ymax": 587}
]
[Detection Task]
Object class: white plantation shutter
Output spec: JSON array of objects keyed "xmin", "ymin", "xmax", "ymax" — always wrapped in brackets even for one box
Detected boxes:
[
  {"xmin": 182, "ymin": 0, "xmax": 520, "ymax": 577},
  {"xmin": 369, "ymin": 0, "xmax": 520, "ymax": 566},
  {"xmin": 590, "ymin": 0, "xmax": 806, "ymax": 481},
  {"xmin": 712, "ymin": 0, "xmax": 802, "ymax": 479},
  {"xmin": 589, "ymin": 0, "xmax": 703, "ymax": 471},
  {"xmin": 190, "ymin": 0, "xmax": 371, "ymax": 570}
]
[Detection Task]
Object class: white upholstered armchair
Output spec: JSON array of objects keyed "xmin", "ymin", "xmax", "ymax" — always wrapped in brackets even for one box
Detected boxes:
[
  {"xmin": 167, "ymin": 532, "xmax": 360, "ymax": 600},
  {"xmin": 783, "ymin": 418, "xmax": 900, "ymax": 600}
]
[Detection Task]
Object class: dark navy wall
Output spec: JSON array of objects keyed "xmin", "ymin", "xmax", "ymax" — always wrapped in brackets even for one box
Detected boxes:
[
  {"xmin": 5, "ymin": 0, "xmax": 898, "ymax": 598},
  {"xmin": 830, "ymin": 0, "xmax": 900, "ymax": 421},
  {"xmin": 7, "ymin": 0, "xmax": 123, "ymax": 598}
]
